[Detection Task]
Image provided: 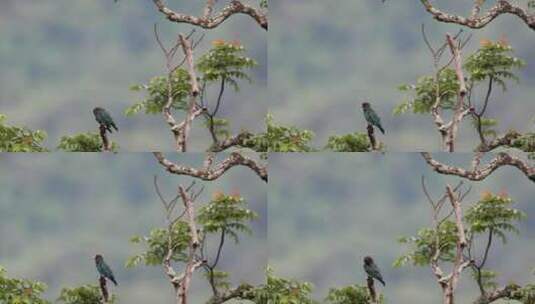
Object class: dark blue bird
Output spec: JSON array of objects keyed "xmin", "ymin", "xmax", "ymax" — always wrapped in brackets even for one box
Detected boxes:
[
  {"xmin": 93, "ymin": 107, "xmax": 118, "ymax": 133},
  {"xmin": 363, "ymin": 256, "xmax": 385, "ymax": 286},
  {"xmin": 95, "ymin": 254, "xmax": 117, "ymax": 286},
  {"xmin": 362, "ymin": 102, "xmax": 385, "ymax": 134}
]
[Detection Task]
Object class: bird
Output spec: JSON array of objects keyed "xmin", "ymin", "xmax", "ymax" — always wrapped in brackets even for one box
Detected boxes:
[
  {"xmin": 361, "ymin": 102, "xmax": 385, "ymax": 134},
  {"xmin": 363, "ymin": 256, "xmax": 385, "ymax": 286},
  {"xmin": 93, "ymin": 107, "xmax": 118, "ymax": 133},
  {"xmin": 95, "ymin": 254, "xmax": 118, "ymax": 286}
]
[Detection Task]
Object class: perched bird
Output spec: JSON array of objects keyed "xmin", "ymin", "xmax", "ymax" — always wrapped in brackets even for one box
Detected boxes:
[
  {"xmin": 361, "ymin": 102, "xmax": 385, "ymax": 134},
  {"xmin": 93, "ymin": 107, "xmax": 118, "ymax": 133},
  {"xmin": 95, "ymin": 254, "xmax": 118, "ymax": 286},
  {"xmin": 363, "ymin": 256, "xmax": 385, "ymax": 286}
]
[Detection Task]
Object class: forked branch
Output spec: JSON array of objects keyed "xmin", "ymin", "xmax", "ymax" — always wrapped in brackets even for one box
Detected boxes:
[
  {"xmin": 152, "ymin": 0, "xmax": 268, "ymax": 30},
  {"xmin": 420, "ymin": 0, "xmax": 535, "ymax": 31},
  {"xmin": 421, "ymin": 152, "xmax": 535, "ymax": 181},
  {"xmin": 153, "ymin": 152, "xmax": 268, "ymax": 182}
]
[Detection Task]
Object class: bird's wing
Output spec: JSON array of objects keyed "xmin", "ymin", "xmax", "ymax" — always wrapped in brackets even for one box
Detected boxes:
[
  {"xmin": 370, "ymin": 109, "xmax": 381, "ymax": 124},
  {"xmin": 102, "ymin": 262, "xmax": 114, "ymax": 277},
  {"xmin": 372, "ymin": 264, "xmax": 384, "ymax": 280}
]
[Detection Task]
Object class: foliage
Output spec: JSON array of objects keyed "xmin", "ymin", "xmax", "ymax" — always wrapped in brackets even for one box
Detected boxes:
[
  {"xmin": 57, "ymin": 284, "xmax": 117, "ymax": 304},
  {"xmin": 197, "ymin": 40, "xmax": 257, "ymax": 91},
  {"xmin": 0, "ymin": 266, "xmax": 50, "ymax": 304},
  {"xmin": 395, "ymin": 68, "xmax": 459, "ymax": 114},
  {"xmin": 394, "ymin": 220, "xmax": 458, "ymax": 267},
  {"xmin": 465, "ymin": 39, "xmax": 525, "ymax": 90},
  {"xmin": 325, "ymin": 285, "xmax": 384, "ymax": 304},
  {"xmin": 396, "ymin": 192, "xmax": 525, "ymax": 268},
  {"xmin": 245, "ymin": 114, "xmax": 315, "ymax": 152},
  {"xmin": 197, "ymin": 193, "xmax": 258, "ymax": 243},
  {"xmin": 251, "ymin": 267, "xmax": 317, "ymax": 304},
  {"xmin": 126, "ymin": 221, "xmax": 191, "ymax": 268},
  {"xmin": 127, "ymin": 193, "xmax": 256, "ymax": 269},
  {"xmin": 203, "ymin": 270, "xmax": 232, "ymax": 292},
  {"xmin": 513, "ymin": 284, "xmax": 535, "ymax": 304},
  {"xmin": 0, "ymin": 114, "xmax": 48, "ymax": 152},
  {"xmin": 465, "ymin": 192, "xmax": 526, "ymax": 243},
  {"xmin": 325, "ymin": 132, "xmax": 372, "ymax": 152},
  {"xmin": 509, "ymin": 132, "xmax": 535, "ymax": 157},
  {"xmin": 470, "ymin": 117, "xmax": 499, "ymax": 140},
  {"xmin": 126, "ymin": 40, "xmax": 256, "ymax": 118},
  {"xmin": 57, "ymin": 132, "xmax": 119, "ymax": 152},
  {"xmin": 204, "ymin": 117, "xmax": 232, "ymax": 143},
  {"xmin": 125, "ymin": 68, "xmax": 191, "ymax": 116},
  {"xmin": 260, "ymin": 0, "xmax": 268, "ymax": 9},
  {"xmin": 470, "ymin": 269, "xmax": 499, "ymax": 291},
  {"xmin": 396, "ymin": 39, "xmax": 524, "ymax": 115}
]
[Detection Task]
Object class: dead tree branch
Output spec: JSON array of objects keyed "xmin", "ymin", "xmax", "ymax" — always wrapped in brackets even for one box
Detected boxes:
[
  {"xmin": 367, "ymin": 124, "xmax": 378, "ymax": 151},
  {"xmin": 152, "ymin": 0, "xmax": 268, "ymax": 30},
  {"xmin": 99, "ymin": 276, "xmax": 109, "ymax": 303},
  {"xmin": 155, "ymin": 178, "xmax": 206, "ymax": 304},
  {"xmin": 153, "ymin": 152, "xmax": 268, "ymax": 182},
  {"xmin": 367, "ymin": 276, "xmax": 377, "ymax": 303},
  {"xmin": 473, "ymin": 283, "xmax": 523, "ymax": 304},
  {"xmin": 420, "ymin": 0, "xmax": 535, "ymax": 31},
  {"xmin": 99, "ymin": 125, "xmax": 113, "ymax": 152},
  {"xmin": 421, "ymin": 152, "xmax": 535, "ymax": 181},
  {"xmin": 153, "ymin": 25, "xmax": 206, "ymax": 152},
  {"xmin": 444, "ymin": 33, "xmax": 471, "ymax": 152},
  {"xmin": 423, "ymin": 181, "xmax": 472, "ymax": 304},
  {"xmin": 420, "ymin": 26, "xmax": 472, "ymax": 152}
]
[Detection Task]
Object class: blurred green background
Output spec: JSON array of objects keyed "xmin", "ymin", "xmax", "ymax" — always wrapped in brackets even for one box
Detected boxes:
[
  {"xmin": 0, "ymin": 153, "xmax": 267, "ymax": 303},
  {"xmin": 269, "ymin": 153, "xmax": 534, "ymax": 303},
  {"xmin": 270, "ymin": 1, "xmax": 535, "ymax": 151},
  {"xmin": 0, "ymin": 1, "xmax": 266, "ymax": 151}
]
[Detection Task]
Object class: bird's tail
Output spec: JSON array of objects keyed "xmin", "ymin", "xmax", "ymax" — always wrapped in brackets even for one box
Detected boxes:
[
  {"xmin": 378, "ymin": 278, "xmax": 385, "ymax": 286},
  {"xmin": 110, "ymin": 276, "xmax": 118, "ymax": 286},
  {"xmin": 111, "ymin": 122, "xmax": 118, "ymax": 132},
  {"xmin": 378, "ymin": 125, "xmax": 385, "ymax": 134}
]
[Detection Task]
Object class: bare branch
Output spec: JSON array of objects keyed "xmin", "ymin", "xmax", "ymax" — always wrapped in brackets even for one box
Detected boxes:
[
  {"xmin": 475, "ymin": 130, "xmax": 522, "ymax": 152},
  {"xmin": 367, "ymin": 276, "xmax": 377, "ymax": 303},
  {"xmin": 420, "ymin": 0, "xmax": 535, "ymax": 31},
  {"xmin": 209, "ymin": 131, "xmax": 254, "ymax": 152},
  {"xmin": 158, "ymin": 181, "xmax": 206, "ymax": 304},
  {"xmin": 421, "ymin": 152, "xmax": 535, "ymax": 181},
  {"xmin": 367, "ymin": 124, "xmax": 378, "ymax": 151},
  {"xmin": 99, "ymin": 276, "xmax": 109, "ymax": 303},
  {"xmin": 425, "ymin": 183, "xmax": 473, "ymax": 304},
  {"xmin": 99, "ymin": 125, "xmax": 113, "ymax": 152},
  {"xmin": 153, "ymin": 152, "xmax": 268, "ymax": 182},
  {"xmin": 178, "ymin": 185, "xmax": 200, "ymax": 248},
  {"xmin": 152, "ymin": 0, "xmax": 268, "ymax": 30},
  {"xmin": 444, "ymin": 33, "xmax": 470, "ymax": 152}
]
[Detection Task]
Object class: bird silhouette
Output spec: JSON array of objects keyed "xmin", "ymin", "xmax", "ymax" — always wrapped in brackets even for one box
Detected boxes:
[
  {"xmin": 363, "ymin": 256, "xmax": 385, "ymax": 286},
  {"xmin": 93, "ymin": 107, "xmax": 118, "ymax": 133},
  {"xmin": 95, "ymin": 254, "xmax": 117, "ymax": 286},
  {"xmin": 361, "ymin": 102, "xmax": 385, "ymax": 134}
]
